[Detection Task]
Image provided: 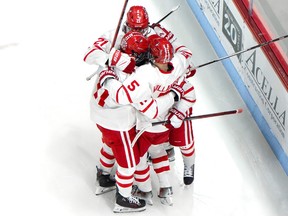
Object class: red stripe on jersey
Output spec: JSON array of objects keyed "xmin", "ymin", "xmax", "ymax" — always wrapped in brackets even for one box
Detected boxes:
[
  {"xmin": 187, "ymin": 121, "xmax": 192, "ymax": 144},
  {"xmin": 182, "ymin": 97, "xmax": 196, "ymax": 103},
  {"xmin": 83, "ymin": 48, "xmax": 97, "ymax": 62},
  {"xmin": 93, "ymin": 83, "xmax": 101, "ymax": 99},
  {"xmin": 184, "ymin": 86, "xmax": 194, "ymax": 94},
  {"xmin": 93, "ymin": 44, "xmax": 105, "ymax": 51},
  {"xmin": 98, "ymin": 89, "xmax": 109, "ymax": 107},
  {"xmin": 141, "ymin": 100, "xmax": 158, "ymax": 119},
  {"xmin": 175, "ymin": 45, "xmax": 185, "ymax": 52},
  {"xmin": 158, "ymin": 91, "xmax": 170, "ymax": 97},
  {"xmin": 116, "ymin": 86, "xmax": 133, "ymax": 104},
  {"xmin": 121, "ymin": 131, "xmax": 136, "ymax": 168}
]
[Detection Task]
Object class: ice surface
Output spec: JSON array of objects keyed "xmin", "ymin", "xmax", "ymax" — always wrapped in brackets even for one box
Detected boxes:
[{"xmin": 0, "ymin": 0, "xmax": 287, "ymax": 216}]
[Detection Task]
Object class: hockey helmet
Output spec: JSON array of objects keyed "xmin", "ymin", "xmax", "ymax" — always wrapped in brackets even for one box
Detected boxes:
[
  {"xmin": 126, "ymin": 6, "xmax": 149, "ymax": 31},
  {"xmin": 148, "ymin": 34, "xmax": 174, "ymax": 64},
  {"xmin": 120, "ymin": 30, "xmax": 149, "ymax": 66}
]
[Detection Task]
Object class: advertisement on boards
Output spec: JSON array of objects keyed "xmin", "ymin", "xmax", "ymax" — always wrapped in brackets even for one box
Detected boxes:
[{"xmin": 196, "ymin": 0, "xmax": 288, "ymax": 155}]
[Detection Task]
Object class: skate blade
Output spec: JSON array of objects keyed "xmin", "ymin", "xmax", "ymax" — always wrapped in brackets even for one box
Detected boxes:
[
  {"xmin": 113, "ymin": 204, "xmax": 146, "ymax": 213},
  {"xmin": 133, "ymin": 193, "xmax": 153, "ymax": 205},
  {"xmin": 159, "ymin": 196, "xmax": 173, "ymax": 206},
  {"xmin": 145, "ymin": 198, "xmax": 153, "ymax": 206},
  {"xmin": 95, "ymin": 185, "xmax": 116, "ymax": 195}
]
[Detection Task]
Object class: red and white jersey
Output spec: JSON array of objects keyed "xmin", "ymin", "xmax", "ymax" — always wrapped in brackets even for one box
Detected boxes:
[
  {"xmin": 104, "ymin": 46, "xmax": 192, "ymax": 104},
  {"xmin": 136, "ymin": 76, "xmax": 196, "ymax": 133},
  {"xmin": 102, "ymin": 46, "xmax": 193, "ymax": 132},
  {"xmin": 83, "ymin": 29, "xmax": 124, "ymax": 67},
  {"xmin": 83, "ymin": 28, "xmax": 156, "ymax": 67},
  {"xmin": 86, "ymin": 28, "xmax": 157, "ymax": 131},
  {"xmin": 90, "ymin": 67, "xmax": 136, "ymax": 131}
]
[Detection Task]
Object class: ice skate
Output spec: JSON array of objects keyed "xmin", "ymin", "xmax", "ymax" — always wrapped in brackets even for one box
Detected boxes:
[
  {"xmin": 158, "ymin": 187, "xmax": 173, "ymax": 206},
  {"xmin": 113, "ymin": 191, "xmax": 146, "ymax": 213},
  {"xmin": 166, "ymin": 147, "xmax": 175, "ymax": 162},
  {"xmin": 131, "ymin": 185, "xmax": 153, "ymax": 205},
  {"xmin": 95, "ymin": 166, "xmax": 116, "ymax": 195},
  {"xmin": 183, "ymin": 164, "xmax": 195, "ymax": 185}
]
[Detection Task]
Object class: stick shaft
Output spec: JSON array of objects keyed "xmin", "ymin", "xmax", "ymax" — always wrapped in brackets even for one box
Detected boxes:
[
  {"xmin": 152, "ymin": 108, "xmax": 243, "ymax": 126},
  {"xmin": 150, "ymin": 5, "xmax": 180, "ymax": 28},
  {"xmin": 110, "ymin": 0, "xmax": 129, "ymax": 49},
  {"xmin": 131, "ymin": 108, "xmax": 243, "ymax": 147},
  {"xmin": 86, "ymin": 0, "xmax": 129, "ymax": 81},
  {"xmin": 194, "ymin": 34, "xmax": 288, "ymax": 70}
]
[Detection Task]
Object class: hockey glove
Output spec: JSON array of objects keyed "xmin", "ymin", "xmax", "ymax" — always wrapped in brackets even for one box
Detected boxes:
[
  {"xmin": 166, "ymin": 108, "xmax": 186, "ymax": 129},
  {"xmin": 98, "ymin": 69, "xmax": 118, "ymax": 86},
  {"xmin": 170, "ymin": 82, "xmax": 184, "ymax": 102},
  {"xmin": 153, "ymin": 23, "xmax": 177, "ymax": 43},
  {"xmin": 108, "ymin": 48, "xmax": 136, "ymax": 74},
  {"xmin": 186, "ymin": 67, "xmax": 196, "ymax": 79}
]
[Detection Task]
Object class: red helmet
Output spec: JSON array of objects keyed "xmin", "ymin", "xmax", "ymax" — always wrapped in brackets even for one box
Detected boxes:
[
  {"xmin": 121, "ymin": 31, "xmax": 149, "ymax": 65},
  {"xmin": 148, "ymin": 35, "xmax": 174, "ymax": 64},
  {"xmin": 126, "ymin": 6, "xmax": 149, "ymax": 29}
]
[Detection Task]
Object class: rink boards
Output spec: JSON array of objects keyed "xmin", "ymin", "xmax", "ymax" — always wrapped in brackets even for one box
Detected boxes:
[{"xmin": 186, "ymin": 0, "xmax": 288, "ymax": 175}]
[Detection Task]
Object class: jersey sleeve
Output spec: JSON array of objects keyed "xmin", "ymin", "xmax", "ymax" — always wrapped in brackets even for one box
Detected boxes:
[
  {"xmin": 104, "ymin": 66, "xmax": 154, "ymax": 105},
  {"xmin": 173, "ymin": 78, "xmax": 196, "ymax": 115},
  {"xmin": 132, "ymin": 92, "xmax": 175, "ymax": 119},
  {"xmin": 83, "ymin": 30, "xmax": 114, "ymax": 67}
]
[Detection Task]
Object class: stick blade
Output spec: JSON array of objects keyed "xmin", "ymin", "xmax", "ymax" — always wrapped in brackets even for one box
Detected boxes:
[
  {"xmin": 237, "ymin": 108, "xmax": 243, "ymax": 113},
  {"xmin": 172, "ymin": 4, "xmax": 180, "ymax": 11}
]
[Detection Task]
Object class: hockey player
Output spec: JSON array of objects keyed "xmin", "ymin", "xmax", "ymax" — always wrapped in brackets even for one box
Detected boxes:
[
  {"xmin": 83, "ymin": 6, "xmax": 153, "ymax": 213},
  {"xmin": 84, "ymin": 5, "xmax": 152, "ymax": 70},
  {"xmin": 83, "ymin": 5, "xmax": 175, "ymax": 200},
  {"xmin": 98, "ymin": 34, "xmax": 195, "ymax": 205},
  {"xmin": 84, "ymin": 4, "xmax": 195, "ymax": 210},
  {"xmin": 87, "ymin": 29, "xmax": 183, "ymax": 211},
  {"xmin": 149, "ymin": 24, "xmax": 197, "ymax": 186}
]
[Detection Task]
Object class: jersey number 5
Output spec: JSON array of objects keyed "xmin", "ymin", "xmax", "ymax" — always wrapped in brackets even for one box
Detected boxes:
[{"xmin": 127, "ymin": 80, "xmax": 139, "ymax": 91}]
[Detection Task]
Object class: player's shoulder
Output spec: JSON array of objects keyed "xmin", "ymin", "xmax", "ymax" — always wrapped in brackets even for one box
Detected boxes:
[
  {"xmin": 130, "ymin": 63, "xmax": 156, "ymax": 82},
  {"xmin": 136, "ymin": 63, "xmax": 154, "ymax": 73}
]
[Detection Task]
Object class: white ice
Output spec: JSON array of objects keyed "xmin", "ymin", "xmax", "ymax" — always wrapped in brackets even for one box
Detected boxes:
[{"xmin": 0, "ymin": 0, "xmax": 287, "ymax": 216}]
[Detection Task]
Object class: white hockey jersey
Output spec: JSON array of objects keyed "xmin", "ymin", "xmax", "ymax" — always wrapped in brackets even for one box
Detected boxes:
[
  {"xmin": 102, "ymin": 46, "xmax": 194, "ymax": 132},
  {"xmin": 85, "ymin": 29, "xmax": 135, "ymax": 131}
]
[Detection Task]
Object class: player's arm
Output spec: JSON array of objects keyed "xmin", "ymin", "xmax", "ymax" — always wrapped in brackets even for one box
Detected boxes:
[
  {"xmin": 132, "ymin": 92, "xmax": 175, "ymax": 119},
  {"xmin": 103, "ymin": 74, "xmax": 151, "ymax": 105},
  {"xmin": 166, "ymin": 78, "xmax": 196, "ymax": 128},
  {"xmin": 83, "ymin": 31, "xmax": 113, "ymax": 67}
]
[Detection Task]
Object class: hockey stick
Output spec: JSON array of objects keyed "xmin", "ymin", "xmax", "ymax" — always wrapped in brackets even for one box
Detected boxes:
[
  {"xmin": 193, "ymin": 34, "xmax": 288, "ymax": 70},
  {"xmin": 150, "ymin": 4, "xmax": 180, "ymax": 28},
  {"xmin": 86, "ymin": 0, "xmax": 129, "ymax": 81},
  {"xmin": 131, "ymin": 108, "xmax": 243, "ymax": 147},
  {"xmin": 86, "ymin": 4, "xmax": 180, "ymax": 81}
]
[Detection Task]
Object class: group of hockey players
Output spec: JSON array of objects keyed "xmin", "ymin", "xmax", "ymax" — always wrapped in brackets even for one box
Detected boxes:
[{"xmin": 83, "ymin": 5, "xmax": 197, "ymax": 213}]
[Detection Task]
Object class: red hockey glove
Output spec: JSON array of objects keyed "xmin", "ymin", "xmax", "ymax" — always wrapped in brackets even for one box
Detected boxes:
[
  {"xmin": 98, "ymin": 69, "xmax": 118, "ymax": 86},
  {"xmin": 153, "ymin": 23, "xmax": 176, "ymax": 43},
  {"xmin": 186, "ymin": 68, "xmax": 196, "ymax": 79},
  {"xmin": 166, "ymin": 108, "xmax": 186, "ymax": 129},
  {"xmin": 108, "ymin": 48, "xmax": 136, "ymax": 74},
  {"xmin": 170, "ymin": 82, "xmax": 184, "ymax": 102}
]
